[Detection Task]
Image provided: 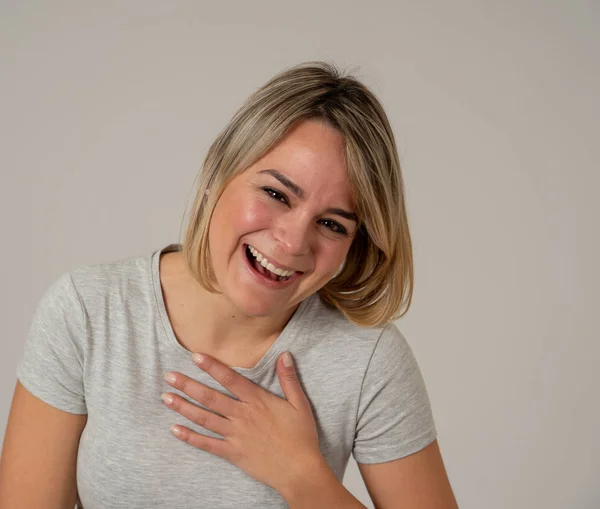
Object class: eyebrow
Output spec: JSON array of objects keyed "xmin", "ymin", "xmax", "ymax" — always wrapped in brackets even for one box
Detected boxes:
[{"xmin": 258, "ymin": 168, "xmax": 359, "ymax": 223}]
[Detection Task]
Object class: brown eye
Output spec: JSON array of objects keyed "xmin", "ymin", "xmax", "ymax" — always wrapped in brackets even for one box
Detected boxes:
[
  {"xmin": 262, "ymin": 187, "xmax": 289, "ymax": 205},
  {"xmin": 319, "ymin": 219, "xmax": 347, "ymax": 235}
]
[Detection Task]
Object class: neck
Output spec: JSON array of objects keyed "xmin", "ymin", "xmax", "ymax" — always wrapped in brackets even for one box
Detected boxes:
[{"xmin": 160, "ymin": 251, "xmax": 299, "ymax": 355}]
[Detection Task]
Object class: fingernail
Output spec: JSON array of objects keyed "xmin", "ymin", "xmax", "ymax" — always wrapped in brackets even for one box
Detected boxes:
[
  {"xmin": 164, "ymin": 372, "xmax": 176, "ymax": 384},
  {"xmin": 161, "ymin": 393, "xmax": 173, "ymax": 404},
  {"xmin": 192, "ymin": 353, "xmax": 205, "ymax": 365},
  {"xmin": 283, "ymin": 352, "xmax": 293, "ymax": 368}
]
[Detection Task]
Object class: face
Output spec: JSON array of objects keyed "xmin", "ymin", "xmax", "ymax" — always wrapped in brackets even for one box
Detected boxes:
[{"xmin": 207, "ymin": 119, "xmax": 358, "ymax": 317}]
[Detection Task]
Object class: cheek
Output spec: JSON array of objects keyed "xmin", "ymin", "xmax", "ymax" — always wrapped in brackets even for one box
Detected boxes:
[
  {"xmin": 230, "ymin": 197, "xmax": 273, "ymax": 232},
  {"xmin": 316, "ymin": 242, "xmax": 351, "ymax": 275},
  {"xmin": 209, "ymin": 195, "xmax": 274, "ymax": 256}
]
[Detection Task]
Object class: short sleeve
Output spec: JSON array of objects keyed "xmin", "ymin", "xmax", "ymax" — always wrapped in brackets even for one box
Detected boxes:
[
  {"xmin": 16, "ymin": 272, "xmax": 87, "ymax": 414},
  {"xmin": 352, "ymin": 323, "xmax": 437, "ymax": 464}
]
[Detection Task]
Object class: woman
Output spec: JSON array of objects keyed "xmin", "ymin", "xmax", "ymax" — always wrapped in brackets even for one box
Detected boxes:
[{"xmin": 0, "ymin": 62, "xmax": 458, "ymax": 508}]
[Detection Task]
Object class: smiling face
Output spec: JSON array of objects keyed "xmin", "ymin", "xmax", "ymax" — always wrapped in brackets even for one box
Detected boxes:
[{"xmin": 207, "ymin": 119, "xmax": 357, "ymax": 317}]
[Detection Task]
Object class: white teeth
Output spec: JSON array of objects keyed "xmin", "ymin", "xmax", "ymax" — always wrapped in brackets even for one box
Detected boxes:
[{"xmin": 247, "ymin": 245, "xmax": 295, "ymax": 277}]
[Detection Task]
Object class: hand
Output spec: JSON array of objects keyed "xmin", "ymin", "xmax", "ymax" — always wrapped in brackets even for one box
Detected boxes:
[{"xmin": 161, "ymin": 351, "xmax": 325, "ymax": 495}]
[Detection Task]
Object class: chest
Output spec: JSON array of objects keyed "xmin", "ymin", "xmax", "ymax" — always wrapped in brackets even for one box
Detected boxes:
[
  {"xmin": 75, "ymin": 369, "xmax": 353, "ymax": 509},
  {"xmin": 76, "ymin": 365, "xmax": 290, "ymax": 507},
  {"xmin": 168, "ymin": 318, "xmax": 277, "ymax": 369}
]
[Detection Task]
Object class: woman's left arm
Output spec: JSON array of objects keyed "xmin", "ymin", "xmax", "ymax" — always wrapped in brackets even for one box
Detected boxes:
[
  {"xmin": 162, "ymin": 350, "xmax": 457, "ymax": 508},
  {"xmin": 281, "ymin": 438, "xmax": 458, "ymax": 509},
  {"xmin": 357, "ymin": 439, "xmax": 458, "ymax": 509}
]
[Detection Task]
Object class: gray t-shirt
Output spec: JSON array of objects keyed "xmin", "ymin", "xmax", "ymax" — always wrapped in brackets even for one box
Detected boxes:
[{"xmin": 16, "ymin": 243, "xmax": 437, "ymax": 508}]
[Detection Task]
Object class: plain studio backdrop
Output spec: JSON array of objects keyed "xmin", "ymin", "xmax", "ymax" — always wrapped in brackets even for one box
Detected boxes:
[{"xmin": 1, "ymin": 2, "xmax": 598, "ymax": 508}]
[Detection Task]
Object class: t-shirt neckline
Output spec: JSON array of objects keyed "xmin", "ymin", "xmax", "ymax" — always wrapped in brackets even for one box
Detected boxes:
[{"xmin": 150, "ymin": 242, "xmax": 314, "ymax": 377}]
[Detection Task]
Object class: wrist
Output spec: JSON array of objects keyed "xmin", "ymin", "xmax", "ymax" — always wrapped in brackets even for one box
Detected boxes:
[{"xmin": 279, "ymin": 455, "xmax": 336, "ymax": 505}]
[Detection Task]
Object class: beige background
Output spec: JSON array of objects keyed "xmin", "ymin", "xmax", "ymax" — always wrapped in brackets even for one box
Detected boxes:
[{"xmin": 1, "ymin": 2, "xmax": 598, "ymax": 508}]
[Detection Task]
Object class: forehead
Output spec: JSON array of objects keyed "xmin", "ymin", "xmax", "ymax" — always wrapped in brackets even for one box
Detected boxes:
[{"xmin": 248, "ymin": 120, "xmax": 354, "ymax": 204}]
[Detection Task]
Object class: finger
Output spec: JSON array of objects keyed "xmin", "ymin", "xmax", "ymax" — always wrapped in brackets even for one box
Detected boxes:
[
  {"xmin": 162, "ymin": 392, "xmax": 233, "ymax": 437},
  {"xmin": 277, "ymin": 352, "xmax": 310, "ymax": 411},
  {"xmin": 192, "ymin": 353, "xmax": 258, "ymax": 402},
  {"xmin": 164, "ymin": 371, "xmax": 239, "ymax": 418},
  {"xmin": 170, "ymin": 425, "xmax": 234, "ymax": 462}
]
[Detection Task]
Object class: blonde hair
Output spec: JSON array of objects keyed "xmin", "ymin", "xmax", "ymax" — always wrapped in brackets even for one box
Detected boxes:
[{"xmin": 179, "ymin": 61, "xmax": 413, "ymax": 328}]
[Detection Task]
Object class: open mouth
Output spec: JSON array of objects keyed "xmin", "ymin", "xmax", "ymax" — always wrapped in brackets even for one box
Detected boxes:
[{"xmin": 244, "ymin": 244, "xmax": 302, "ymax": 284}]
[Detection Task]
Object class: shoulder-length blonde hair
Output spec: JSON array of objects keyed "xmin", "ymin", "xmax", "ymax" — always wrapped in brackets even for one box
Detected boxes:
[{"xmin": 179, "ymin": 61, "xmax": 413, "ymax": 328}]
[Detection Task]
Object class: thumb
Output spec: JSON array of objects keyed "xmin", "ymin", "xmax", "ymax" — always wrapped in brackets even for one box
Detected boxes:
[{"xmin": 277, "ymin": 352, "xmax": 307, "ymax": 408}]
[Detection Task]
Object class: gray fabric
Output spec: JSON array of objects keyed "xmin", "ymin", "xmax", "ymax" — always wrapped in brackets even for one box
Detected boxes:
[{"xmin": 16, "ymin": 243, "xmax": 437, "ymax": 508}]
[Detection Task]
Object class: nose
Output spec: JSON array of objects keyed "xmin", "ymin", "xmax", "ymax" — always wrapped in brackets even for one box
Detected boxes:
[{"xmin": 272, "ymin": 215, "xmax": 311, "ymax": 256}]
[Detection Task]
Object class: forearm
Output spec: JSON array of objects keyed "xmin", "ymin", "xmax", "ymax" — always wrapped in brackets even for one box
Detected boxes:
[{"xmin": 280, "ymin": 458, "xmax": 368, "ymax": 509}]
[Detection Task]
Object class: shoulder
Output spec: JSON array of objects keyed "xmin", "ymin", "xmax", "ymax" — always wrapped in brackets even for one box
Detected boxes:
[
  {"xmin": 67, "ymin": 247, "xmax": 154, "ymax": 303},
  {"xmin": 305, "ymin": 292, "xmax": 393, "ymax": 356},
  {"xmin": 306, "ymin": 294, "xmax": 419, "ymax": 372}
]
